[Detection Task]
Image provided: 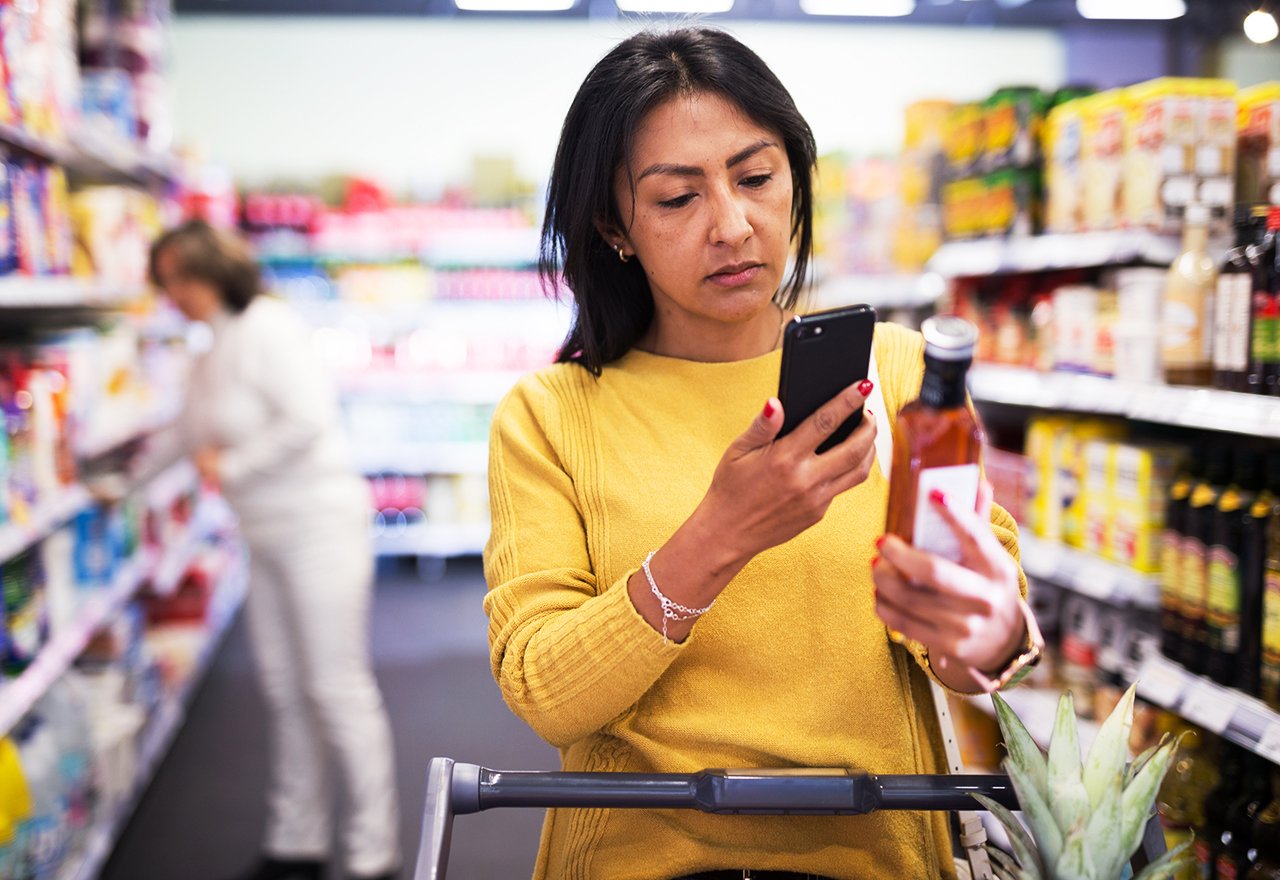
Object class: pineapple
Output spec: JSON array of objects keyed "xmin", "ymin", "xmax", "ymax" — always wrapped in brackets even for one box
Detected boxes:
[{"xmin": 971, "ymin": 683, "xmax": 1193, "ymax": 880}]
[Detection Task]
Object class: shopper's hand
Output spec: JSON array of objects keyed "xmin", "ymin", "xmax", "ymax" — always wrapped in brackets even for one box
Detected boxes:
[
  {"xmin": 193, "ymin": 446, "xmax": 222, "ymax": 490},
  {"xmin": 871, "ymin": 480, "xmax": 1027, "ymax": 687},
  {"xmin": 693, "ymin": 381, "xmax": 878, "ymax": 568}
]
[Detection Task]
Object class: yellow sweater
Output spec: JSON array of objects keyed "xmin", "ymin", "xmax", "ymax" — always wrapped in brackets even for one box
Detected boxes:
[{"xmin": 484, "ymin": 321, "xmax": 1025, "ymax": 880}]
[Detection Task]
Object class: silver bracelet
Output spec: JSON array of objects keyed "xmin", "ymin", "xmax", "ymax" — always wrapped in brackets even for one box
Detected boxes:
[{"xmin": 642, "ymin": 550, "xmax": 715, "ymax": 643}]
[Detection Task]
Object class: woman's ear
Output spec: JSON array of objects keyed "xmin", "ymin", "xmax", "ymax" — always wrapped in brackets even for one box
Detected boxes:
[{"xmin": 593, "ymin": 219, "xmax": 625, "ymax": 252}]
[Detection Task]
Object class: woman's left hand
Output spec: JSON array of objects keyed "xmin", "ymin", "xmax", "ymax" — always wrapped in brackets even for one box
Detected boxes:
[{"xmin": 872, "ymin": 481, "xmax": 1027, "ymax": 692}]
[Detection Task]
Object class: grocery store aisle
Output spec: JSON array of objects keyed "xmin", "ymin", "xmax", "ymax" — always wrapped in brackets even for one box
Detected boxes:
[{"xmin": 101, "ymin": 556, "xmax": 558, "ymax": 880}]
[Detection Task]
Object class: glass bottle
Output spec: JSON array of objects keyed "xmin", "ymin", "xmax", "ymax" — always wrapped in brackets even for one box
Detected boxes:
[
  {"xmin": 1165, "ymin": 451, "xmax": 1205, "ymax": 662},
  {"xmin": 1219, "ymin": 753, "xmax": 1274, "ymax": 879},
  {"xmin": 1159, "ymin": 720, "xmax": 1220, "ymax": 880},
  {"xmin": 1164, "ymin": 203, "xmax": 1219, "ymax": 387},
  {"xmin": 1263, "ymin": 459, "xmax": 1280, "ymax": 710},
  {"xmin": 1240, "ymin": 451, "xmax": 1280, "ymax": 696},
  {"xmin": 1183, "ymin": 446, "xmax": 1233, "ymax": 674},
  {"xmin": 1207, "ymin": 450, "xmax": 1260, "ymax": 685},
  {"xmin": 1203, "ymin": 746, "xmax": 1247, "ymax": 878},
  {"xmin": 1216, "ymin": 207, "xmax": 1270, "ymax": 392},
  {"xmin": 1246, "ymin": 767, "xmax": 1280, "ymax": 879},
  {"xmin": 1248, "ymin": 208, "xmax": 1280, "ymax": 396},
  {"xmin": 885, "ymin": 316, "xmax": 984, "ymax": 559}
]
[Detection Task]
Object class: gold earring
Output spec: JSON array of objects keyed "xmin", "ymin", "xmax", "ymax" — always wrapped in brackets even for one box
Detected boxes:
[{"xmin": 616, "ymin": 244, "xmax": 630, "ymax": 263}]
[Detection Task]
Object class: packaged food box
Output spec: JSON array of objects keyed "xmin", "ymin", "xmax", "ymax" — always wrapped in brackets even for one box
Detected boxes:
[
  {"xmin": 1025, "ymin": 415, "xmax": 1070, "ymax": 540},
  {"xmin": 1081, "ymin": 439, "xmax": 1115, "ymax": 558},
  {"xmin": 1045, "ymin": 99, "xmax": 1088, "ymax": 233},
  {"xmin": 943, "ymin": 103, "xmax": 985, "ymax": 180},
  {"xmin": 1109, "ymin": 443, "xmax": 1187, "ymax": 573},
  {"xmin": 1237, "ymin": 82, "xmax": 1280, "ymax": 207},
  {"xmin": 942, "ymin": 177, "xmax": 987, "ymax": 241},
  {"xmin": 983, "ymin": 86, "xmax": 1048, "ymax": 172},
  {"xmin": 1059, "ymin": 420, "xmax": 1127, "ymax": 549},
  {"xmin": 1082, "ymin": 90, "xmax": 1129, "ymax": 232},
  {"xmin": 1124, "ymin": 77, "xmax": 1236, "ymax": 233},
  {"xmin": 985, "ymin": 167, "xmax": 1042, "ymax": 238}
]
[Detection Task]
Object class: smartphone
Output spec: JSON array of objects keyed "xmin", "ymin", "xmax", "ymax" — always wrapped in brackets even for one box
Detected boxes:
[{"xmin": 777, "ymin": 304, "xmax": 877, "ymax": 455}]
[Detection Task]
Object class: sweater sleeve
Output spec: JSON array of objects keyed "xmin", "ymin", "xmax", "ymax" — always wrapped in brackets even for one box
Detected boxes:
[
  {"xmin": 874, "ymin": 322, "xmax": 1030, "ymax": 694},
  {"xmin": 483, "ymin": 372, "xmax": 683, "ymax": 749}
]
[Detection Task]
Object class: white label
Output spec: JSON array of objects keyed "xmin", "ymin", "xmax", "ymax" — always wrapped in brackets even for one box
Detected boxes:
[
  {"xmin": 1136, "ymin": 654, "xmax": 1186, "ymax": 706},
  {"xmin": 1196, "ymin": 146, "xmax": 1224, "ymax": 176},
  {"xmin": 1180, "ymin": 680, "xmax": 1234, "ymax": 734},
  {"xmin": 912, "ymin": 464, "xmax": 981, "ymax": 563}
]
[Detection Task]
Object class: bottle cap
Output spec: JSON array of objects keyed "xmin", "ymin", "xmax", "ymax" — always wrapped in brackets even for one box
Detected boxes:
[{"xmin": 921, "ymin": 315, "xmax": 977, "ymax": 362}]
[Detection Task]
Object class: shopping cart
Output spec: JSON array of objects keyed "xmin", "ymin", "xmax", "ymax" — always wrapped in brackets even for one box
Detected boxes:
[{"xmin": 412, "ymin": 757, "xmax": 1168, "ymax": 879}]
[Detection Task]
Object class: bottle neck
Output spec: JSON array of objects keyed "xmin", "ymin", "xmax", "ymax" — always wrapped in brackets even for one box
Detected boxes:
[
  {"xmin": 920, "ymin": 353, "xmax": 971, "ymax": 409},
  {"xmin": 1183, "ymin": 223, "xmax": 1209, "ymax": 253}
]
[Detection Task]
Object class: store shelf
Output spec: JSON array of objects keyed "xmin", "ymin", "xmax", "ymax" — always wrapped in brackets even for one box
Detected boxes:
[
  {"xmin": 373, "ymin": 521, "xmax": 489, "ymax": 557},
  {"xmin": 338, "ymin": 370, "xmax": 522, "ymax": 404},
  {"xmin": 77, "ymin": 403, "xmax": 181, "ymax": 461},
  {"xmin": 0, "ymin": 485, "xmax": 94, "ymax": 565},
  {"xmin": 419, "ymin": 227, "xmax": 541, "ymax": 268},
  {"xmin": 1135, "ymin": 653, "xmax": 1280, "ymax": 767},
  {"xmin": 0, "ymin": 122, "xmax": 180, "ymax": 187},
  {"xmin": 355, "ymin": 441, "xmax": 489, "ymax": 476},
  {"xmin": 1020, "ymin": 533, "xmax": 1161, "ymax": 610},
  {"xmin": 969, "ymin": 364, "xmax": 1280, "ymax": 439},
  {"xmin": 0, "ymin": 554, "xmax": 151, "ymax": 738},
  {"xmin": 0, "ymin": 277, "xmax": 144, "ymax": 310},
  {"xmin": 928, "ymin": 231, "xmax": 1182, "ymax": 278},
  {"xmin": 61, "ymin": 559, "xmax": 247, "ymax": 880},
  {"xmin": 810, "ymin": 273, "xmax": 946, "ymax": 312},
  {"xmin": 967, "ymin": 686, "xmax": 1102, "ymax": 755}
]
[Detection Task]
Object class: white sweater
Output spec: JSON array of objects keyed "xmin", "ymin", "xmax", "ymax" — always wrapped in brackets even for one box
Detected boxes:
[{"xmin": 145, "ymin": 296, "xmax": 365, "ymax": 527}]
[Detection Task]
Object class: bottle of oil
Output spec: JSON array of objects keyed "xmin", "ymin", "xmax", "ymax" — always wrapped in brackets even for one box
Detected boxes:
[
  {"xmin": 1247, "ymin": 767, "xmax": 1280, "ymax": 879},
  {"xmin": 1183, "ymin": 446, "xmax": 1234, "ymax": 673},
  {"xmin": 1262, "ymin": 460, "xmax": 1280, "ymax": 710},
  {"xmin": 1164, "ymin": 451, "xmax": 1204, "ymax": 662},
  {"xmin": 1207, "ymin": 450, "xmax": 1260, "ymax": 686},
  {"xmin": 1219, "ymin": 753, "xmax": 1274, "ymax": 879},
  {"xmin": 1203, "ymin": 746, "xmax": 1248, "ymax": 877},
  {"xmin": 885, "ymin": 316, "xmax": 984, "ymax": 558},
  {"xmin": 1240, "ymin": 450, "xmax": 1280, "ymax": 697},
  {"xmin": 1164, "ymin": 203, "xmax": 1218, "ymax": 387},
  {"xmin": 1248, "ymin": 208, "xmax": 1280, "ymax": 396},
  {"xmin": 1216, "ymin": 207, "xmax": 1270, "ymax": 392}
]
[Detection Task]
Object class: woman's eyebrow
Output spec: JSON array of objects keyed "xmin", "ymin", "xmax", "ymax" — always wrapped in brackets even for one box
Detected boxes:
[{"xmin": 637, "ymin": 140, "xmax": 778, "ymax": 181}]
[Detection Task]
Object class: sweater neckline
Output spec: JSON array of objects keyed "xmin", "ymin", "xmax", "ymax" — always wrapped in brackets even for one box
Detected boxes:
[{"xmin": 614, "ymin": 346, "xmax": 782, "ymax": 373}]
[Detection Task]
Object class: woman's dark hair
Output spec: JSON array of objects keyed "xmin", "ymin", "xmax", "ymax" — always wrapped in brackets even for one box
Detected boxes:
[
  {"xmin": 148, "ymin": 220, "xmax": 263, "ymax": 314},
  {"xmin": 541, "ymin": 27, "xmax": 818, "ymax": 375}
]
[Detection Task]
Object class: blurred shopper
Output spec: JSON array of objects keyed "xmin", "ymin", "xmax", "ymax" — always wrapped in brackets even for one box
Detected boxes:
[
  {"xmin": 483, "ymin": 27, "xmax": 1040, "ymax": 880},
  {"xmin": 143, "ymin": 221, "xmax": 400, "ymax": 880}
]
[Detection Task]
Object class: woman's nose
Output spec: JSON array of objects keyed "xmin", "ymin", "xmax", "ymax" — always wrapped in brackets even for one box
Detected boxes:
[{"xmin": 708, "ymin": 189, "xmax": 753, "ymax": 248}]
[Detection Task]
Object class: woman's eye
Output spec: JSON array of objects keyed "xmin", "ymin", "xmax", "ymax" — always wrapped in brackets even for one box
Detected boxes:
[
  {"xmin": 658, "ymin": 193, "xmax": 696, "ymax": 209},
  {"xmin": 742, "ymin": 174, "xmax": 773, "ymax": 189}
]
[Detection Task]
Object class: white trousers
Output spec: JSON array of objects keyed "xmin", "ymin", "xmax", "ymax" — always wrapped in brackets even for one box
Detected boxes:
[{"xmin": 242, "ymin": 501, "xmax": 400, "ymax": 877}]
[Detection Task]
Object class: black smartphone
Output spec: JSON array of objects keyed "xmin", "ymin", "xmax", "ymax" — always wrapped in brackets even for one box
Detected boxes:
[{"xmin": 777, "ymin": 304, "xmax": 877, "ymax": 454}]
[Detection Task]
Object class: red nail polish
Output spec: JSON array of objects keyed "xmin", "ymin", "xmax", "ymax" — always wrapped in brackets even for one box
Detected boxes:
[
  {"xmin": 929, "ymin": 488, "xmax": 948, "ymax": 506},
  {"xmin": 871, "ymin": 554, "xmax": 881, "ymax": 567},
  {"xmin": 875, "ymin": 535, "xmax": 886, "ymax": 550},
  {"xmin": 857, "ymin": 379, "xmax": 874, "ymax": 397},
  {"xmin": 762, "ymin": 399, "xmax": 776, "ymax": 419},
  {"xmin": 865, "ymin": 408, "xmax": 874, "ymax": 418}
]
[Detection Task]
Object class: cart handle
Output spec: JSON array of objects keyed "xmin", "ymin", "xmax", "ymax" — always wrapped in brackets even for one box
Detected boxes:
[{"xmin": 415, "ymin": 758, "xmax": 1018, "ymax": 880}]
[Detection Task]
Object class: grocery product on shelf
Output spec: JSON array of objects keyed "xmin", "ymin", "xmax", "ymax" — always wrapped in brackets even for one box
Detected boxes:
[
  {"xmin": 1215, "ymin": 206, "xmax": 1270, "ymax": 392},
  {"xmin": 1200, "ymin": 744, "xmax": 1247, "ymax": 876},
  {"xmin": 1162, "ymin": 454, "xmax": 1201, "ymax": 663},
  {"xmin": 1250, "ymin": 768, "xmax": 1280, "ymax": 879},
  {"xmin": 1260, "ymin": 467, "xmax": 1280, "ymax": 709},
  {"xmin": 0, "ymin": 0, "xmax": 79, "ymax": 141},
  {"xmin": 1219, "ymin": 753, "xmax": 1275, "ymax": 878},
  {"xmin": 77, "ymin": 0, "xmax": 174, "ymax": 150},
  {"xmin": 1238, "ymin": 83, "xmax": 1280, "ymax": 209},
  {"xmin": 1206, "ymin": 450, "xmax": 1261, "ymax": 686},
  {"xmin": 1162, "ymin": 203, "xmax": 1218, "ymax": 387},
  {"xmin": 1181, "ymin": 445, "xmax": 1232, "ymax": 673},
  {"xmin": 1239, "ymin": 456, "xmax": 1279, "ymax": 698},
  {"xmin": 1252, "ymin": 208, "xmax": 1280, "ymax": 396},
  {"xmin": 1157, "ymin": 718, "xmax": 1219, "ymax": 872},
  {"xmin": 2, "ymin": 550, "xmax": 47, "ymax": 675}
]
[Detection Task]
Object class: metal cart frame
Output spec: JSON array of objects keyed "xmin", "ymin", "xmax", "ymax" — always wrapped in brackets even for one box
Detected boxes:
[{"xmin": 413, "ymin": 757, "xmax": 1168, "ymax": 879}]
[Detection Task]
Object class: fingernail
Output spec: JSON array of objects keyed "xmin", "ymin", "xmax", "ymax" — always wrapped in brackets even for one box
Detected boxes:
[
  {"xmin": 929, "ymin": 488, "xmax": 948, "ymax": 507},
  {"xmin": 866, "ymin": 408, "xmax": 874, "ymax": 418},
  {"xmin": 762, "ymin": 399, "xmax": 776, "ymax": 419},
  {"xmin": 875, "ymin": 535, "xmax": 886, "ymax": 550},
  {"xmin": 857, "ymin": 379, "xmax": 874, "ymax": 397},
  {"xmin": 871, "ymin": 554, "xmax": 881, "ymax": 567}
]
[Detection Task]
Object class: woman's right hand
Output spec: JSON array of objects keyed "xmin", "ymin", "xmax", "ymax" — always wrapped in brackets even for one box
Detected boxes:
[{"xmin": 695, "ymin": 380, "xmax": 878, "ymax": 569}]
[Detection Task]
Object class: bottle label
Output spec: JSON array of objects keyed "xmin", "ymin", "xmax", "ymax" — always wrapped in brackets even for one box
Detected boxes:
[
  {"xmin": 911, "ymin": 464, "xmax": 981, "ymax": 563},
  {"xmin": 1216, "ymin": 273, "xmax": 1252, "ymax": 371},
  {"xmin": 1161, "ymin": 528, "xmax": 1183, "ymax": 619},
  {"xmin": 1195, "ymin": 838, "xmax": 1212, "ymax": 874},
  {"xmin": 1207, "ymin": 545, "xmax": 1241, "ymax": 650},
  {"xmin": 1163, "ymin": 275, "xmax": 1212, "ymax": 369},
  {"xmin": 1217, "ymin": 855, "xmax": 1238, "ymax": 880},
  {"xmin": 1264, "ymin": 568, "xmax": 1280, "ymax": 668},
  {"xmin": 1181, "ymin": 537, "xmax": 1208, "ymax": 622}
]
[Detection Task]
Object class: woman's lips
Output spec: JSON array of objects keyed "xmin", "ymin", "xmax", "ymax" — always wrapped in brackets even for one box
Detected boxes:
[{"xmin": 707, "ymin": 264, "xmax": 763, "ymax": 287}]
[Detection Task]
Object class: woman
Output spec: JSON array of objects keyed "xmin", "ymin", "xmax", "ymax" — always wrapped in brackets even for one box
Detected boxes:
[
  {"xmin": 484, "ymin": 27, "xmax": 1038, "ymax": 880},
  {"xmin": 143, "ymin": 221, "xmax": 399, "ymax": 880}
]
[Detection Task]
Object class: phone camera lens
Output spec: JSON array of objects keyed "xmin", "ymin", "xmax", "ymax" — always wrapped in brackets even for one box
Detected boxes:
[{"xmin": 814, "ymin": 326, "xmax": 824, "ymax": 336}]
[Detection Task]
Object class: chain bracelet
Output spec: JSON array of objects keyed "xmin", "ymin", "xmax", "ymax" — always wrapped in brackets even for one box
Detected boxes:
[{"xmin": 642, "ymin": 550, "xmax": 715, "ymax": 643}]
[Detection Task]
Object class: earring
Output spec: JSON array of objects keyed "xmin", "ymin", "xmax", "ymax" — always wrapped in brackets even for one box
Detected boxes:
[{"xmin": 616, "ymin": 244, "xmax": 630, "ymax": 263}]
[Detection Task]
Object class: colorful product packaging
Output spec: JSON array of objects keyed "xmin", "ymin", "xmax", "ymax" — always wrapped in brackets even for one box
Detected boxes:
[
  {"xmin": 982, "ymin": 86, "xmax": 1048, "ymax": 172},
  {"xmin": 1081, "ymin": 439, "xmax": 1114, "ymax": 558},
  {"xmin": 1109, "ymin": 444, "xmax": 1187, "ymax": 573},
  {"xmin": 1081, "ymin": 90, "xmax": 1129, "ymax": 232},
  {"xmin": 1045, "ymin": 99, "xmax": 1087, "ymax": 233},
  {"xmin": 1237, "ymin": 82, "xmax": 1280, "ymax": 208},
  {"xmin": 1059, "ymin": 420, "xmax": 1128, "ymax": 550},
  {"xmin": 1024, "ymin": 415, "xmax": 1070, "ymax": 540}
]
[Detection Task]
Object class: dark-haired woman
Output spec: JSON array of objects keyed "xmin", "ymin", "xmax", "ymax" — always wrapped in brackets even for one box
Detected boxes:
[
  {"xmin": 484, "ymin": 27, "xmax": 1040, "ymax": 880},
  {"xmin": 142, "ymin": 222, "xmax": 400, "ymax": 880}
]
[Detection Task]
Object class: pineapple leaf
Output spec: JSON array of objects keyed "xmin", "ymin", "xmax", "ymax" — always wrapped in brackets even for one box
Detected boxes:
[
  {"xmin": 1054, "ymin": 829, "xmax": 1095, "ymax": 880},
  {"xmin": 1119, "ymin": 739, "xmax": 1178, "ymax": 866},
  {"xmin": 1131, "ymin": 837, "xmax": 1195, "ymax": 880},
  {"xmin": 1083, "ymin": 682, "xmax": 1136, "ymax": 808},
  {"xmin": 988, "ymin": 844, "xmax": 1030, "ymax": 880},
  {"xmin": 992, "ymin": 690, "xmax": 1049, "ymax": 800},
  {"xmin": 1047, "ymin": 691, "xmax": 1090, "ymax": 835},
  {"xmin": 1124, "ymin": 734, "xmax": 1170, "ymax": 788},
  {"xmin": 972, "ymin": 793, "xmax": 1044, "ymax": 880},
  {"xmin": 1082, "ymin": 771, "xmax": 1126, "ymax": 880},
  {"xmin": 1003, "ymin": 753, "xmax": 1064, "ymax": 872}
]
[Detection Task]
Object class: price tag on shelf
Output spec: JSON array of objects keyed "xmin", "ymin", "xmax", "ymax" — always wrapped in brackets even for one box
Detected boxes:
[
  {"xmin": 1180, "ymin": 681, "xmax": 1234, "ymax": 735},
  {"xmin": 1256, "ymin": 724, "xmax": 1280, "ymax": 766},
  {"xmin": 1136, "ymin": 655, "xmax": 1187, "ymax": 707}
]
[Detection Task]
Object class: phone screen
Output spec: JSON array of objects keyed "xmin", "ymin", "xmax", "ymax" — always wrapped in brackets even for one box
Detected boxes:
[{"xmin": 777, "ymin": 305, "xmax": 877, "ymax": 454}]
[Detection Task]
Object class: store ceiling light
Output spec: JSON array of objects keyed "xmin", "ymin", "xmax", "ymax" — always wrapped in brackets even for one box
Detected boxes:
[
  {"xmin": 454, "ymin": 0, "xmax": 575, "ymax": 10},
  {"xmin": 1245, "ymin": 9, "xmax": 1280, "ymax": 43},
  {"xmin": 616, "ymin": 0, "xmax": 733, "ymax": 11},
  {"xmin": 1076, "ymin": 0, "xmax": 1185, "ymax": 19},
  {"xmin": 799, "ymin": 0, "xmax": 916, "ymax": 17}
]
